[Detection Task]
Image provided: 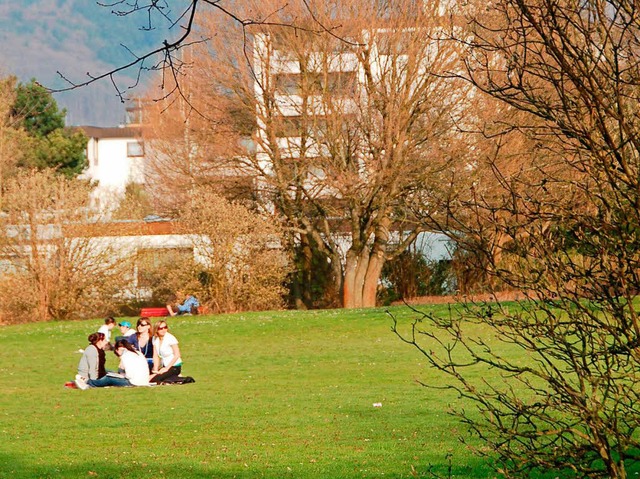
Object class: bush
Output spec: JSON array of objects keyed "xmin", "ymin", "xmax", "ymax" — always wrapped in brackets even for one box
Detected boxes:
[
  {"xmin": 0, "ymin": 170, "xmax": 133, "ymax": 322},
  {"xmin": 141, "ymin": 186, "xmax": 292, "ymax": 314},
  {"xmin": 378, "ymin": 249, "xmax": 455, "ymax": 305}
]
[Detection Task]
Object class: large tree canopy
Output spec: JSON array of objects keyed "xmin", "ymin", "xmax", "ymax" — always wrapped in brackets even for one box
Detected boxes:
[
  {"xmin": 394, "ymin": 0, "xmax": 640, "ymax": 477},
  {"xmin": 141, "ymin": 0, "xmax": 473, "ymax": 309}
]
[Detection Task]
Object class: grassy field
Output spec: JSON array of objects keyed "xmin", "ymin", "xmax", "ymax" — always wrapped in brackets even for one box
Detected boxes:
[{"xmin": 0, "ymin": 305, "xmax": 498, "ymax": 479}]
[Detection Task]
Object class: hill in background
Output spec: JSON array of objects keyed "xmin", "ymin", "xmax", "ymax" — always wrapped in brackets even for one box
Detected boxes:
[{"xmin": 0, "ymin": 0, "xmax": 189, "ymax": 126}]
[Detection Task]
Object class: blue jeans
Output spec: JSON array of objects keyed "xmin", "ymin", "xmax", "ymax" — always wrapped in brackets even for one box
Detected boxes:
[
  {"xmin": 177, "ymin": 297, "xmax": 199, "ymax": 314},
  {"xmin": 87, "ymin": 375, "xmax": 132, "ymax": 388}
]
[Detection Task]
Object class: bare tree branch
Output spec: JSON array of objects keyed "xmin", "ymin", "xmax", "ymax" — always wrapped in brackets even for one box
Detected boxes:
[{"xmin": 49, "ymin": 0, "xmax": 346, "ymax": 107}]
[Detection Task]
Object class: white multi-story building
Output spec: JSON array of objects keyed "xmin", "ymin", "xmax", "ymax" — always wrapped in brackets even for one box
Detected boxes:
[
  {"xmin": 252, "ymin": 29, "xmax": 455, "ymax": 263},
  {"xmin": 253, "ymin": 32, "xmax": 360, "ymax": 182}
]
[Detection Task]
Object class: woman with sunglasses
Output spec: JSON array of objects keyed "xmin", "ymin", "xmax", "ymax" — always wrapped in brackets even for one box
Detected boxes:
[
  {"xmin": 128, "ymin": 317, "xmax": 154, "ymax": 372},
  {"xmin": 150, "ymin": 320, "xmax": 183, "ymax": 383}
]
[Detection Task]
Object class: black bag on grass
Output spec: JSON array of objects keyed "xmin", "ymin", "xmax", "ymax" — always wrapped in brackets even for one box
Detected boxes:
[{"xmin": 161, "ymin": 376, "xmax": 196, "ymax": 385}]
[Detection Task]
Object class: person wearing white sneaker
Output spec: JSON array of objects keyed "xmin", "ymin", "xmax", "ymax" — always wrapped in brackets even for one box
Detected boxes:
[
  {"xmin": 71, "ymin": 332, "xmax": 108, "ymax": 389},
  {"xmin": 74, "ymin": 375, "xmax": 90, "ymax": 390},
  {"xmin": 86, "ymin": 339, "xmax": 150, "ymax": 388}
]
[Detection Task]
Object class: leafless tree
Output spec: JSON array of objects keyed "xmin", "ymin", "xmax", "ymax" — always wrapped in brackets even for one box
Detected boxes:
[
  {"xmin": 393, "ymin": 0, "xmax": 640, "ymax": 477},
  {"xmin": 0, "ymin": 169, "xmax": 133, "ymax": 322},
  {"xmin": 49, "ymin": 0, "xmax": 337, "ymax": 105},
  {"xmin": 140, "ymin": 69, "xmax": 248, "ymax": 216},
  {"xmin": 139, "ymin": 184, "xmax": 290, "ymax": 313},
  {"xmin": 178, "ymin": 0, "xmax": 471, "ymax": 308}
]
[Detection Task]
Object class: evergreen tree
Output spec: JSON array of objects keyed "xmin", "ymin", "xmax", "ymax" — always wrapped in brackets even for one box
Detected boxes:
[
  {"xmin": 12, "ymin": 79, "xmax": 65, "ymax": 137},
  {"xmin": 11, "ymin": 78, "xmax": 87, "ymax": 177}
]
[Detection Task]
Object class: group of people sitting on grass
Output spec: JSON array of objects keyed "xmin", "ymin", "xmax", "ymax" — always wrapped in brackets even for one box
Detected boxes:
[{"xmin": 69, "ymin": 316, "xmax": 195, "ymax": 389}]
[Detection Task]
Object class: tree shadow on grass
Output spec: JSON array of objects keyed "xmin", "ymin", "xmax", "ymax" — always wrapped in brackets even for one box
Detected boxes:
[
  {"xmin": 1, "ymin": 451, "xmax": 500, "ymax": 479},
  {"xmin": 0, "ymin": 454, "xmax": 238, "ymax": 479}
]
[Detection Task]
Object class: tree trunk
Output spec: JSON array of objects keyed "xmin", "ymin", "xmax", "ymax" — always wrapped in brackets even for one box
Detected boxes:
[
  {"xmin": 343, "ymin": 250, "xmax": 359, "ymax": 308},
  {"xmin": 300, "ymin": 236, "xmax": 313, "ymax": 309},
  {"xmin": 362, "ymin": 249, "xmax": 385, "ymax": 307},
  {"xmin": 343, "ymin": 248, "xmax": 381, "ymax": 308},
  {"xmin": 291, "ymin": 271, "xmax": 306, "ymax": 310},
  {"xmin": 361, "ymin": 221, "xmax": 390, "ymax": 307},
  {"xmin": 352, "ymin": 249, "xmax": 369, "ymax": 308},
  {"xmin": 326, "ymin": 250, "xmax": 344, "ymax": 308}
]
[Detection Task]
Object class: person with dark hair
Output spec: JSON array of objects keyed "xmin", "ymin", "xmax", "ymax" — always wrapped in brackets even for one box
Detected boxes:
[
  {"xmin": 128, "ymin": 317, "xmax": 154, "ymax": 371},
  {"xmin": 98, "ymin": 317, "xmax": 116, "ymax": 351},
  {"xmin": 74, "ymin": 332, "xmax": 108, "ymax": 389},
  {"xmin": 82, "ymin": 339, "xmax": 151, "ymax": 389},
  {"xmin": 150, "ymin": 320, "xmax": 183, "ymax": 383}
]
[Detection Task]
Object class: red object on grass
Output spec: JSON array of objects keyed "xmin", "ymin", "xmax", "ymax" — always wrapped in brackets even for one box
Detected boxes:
[{"xmin": 140, "ymin": 307, "xmax": 170, "ymax": 317}]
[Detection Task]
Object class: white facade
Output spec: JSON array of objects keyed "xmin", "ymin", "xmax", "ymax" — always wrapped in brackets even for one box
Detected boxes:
[
  {"xmin": 252, "ymin": 30, "xmax": 436, "ymax": 167},
  {"xmin": 252, "ymin": 29, "xmax": 458, "ymax": 268},
  {"xmin": 253, "ymin": 33, "xmax": 357, "ymax": 174},
  {"xmin": 330, "ymin": 231, "xmax": 453, "ymax": 264},
  {"xmin": 78, "ymin": 126, "xmax": 145, "ymax": 211},
  {"xmin": 87, "ymin": 230, "xmax": 203, "ymax": 299},
  {"xmin": 0, "ymin": 219, "xmax": 206, "ymax": 300}
]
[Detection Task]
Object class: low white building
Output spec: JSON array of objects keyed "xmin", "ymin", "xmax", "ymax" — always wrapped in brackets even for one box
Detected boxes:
[
  {"xmin": 69, "ymin": 219, "xmax": 200, "ymax": 300},
  {"xmin": 77, "ymin": 125, "xmax": 145, "ymax": 211}
]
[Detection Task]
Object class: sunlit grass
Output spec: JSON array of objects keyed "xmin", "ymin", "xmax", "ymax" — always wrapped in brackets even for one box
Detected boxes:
[{"xmin": 0, "ymin": 306, "xmax": 497, "ymax": 479}]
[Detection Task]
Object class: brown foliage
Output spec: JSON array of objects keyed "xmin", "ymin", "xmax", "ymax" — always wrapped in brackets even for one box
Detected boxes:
[
  {"xmin": 141, "ymin": 67, "xmax": 252, "ymax": 216},
  {"xmin": 137, "ymin": 185, "xmax": 290, "ymax": 313},
  {"xmin": 176, "ymin": 0, "xmax": 473, "ymax": 308},
  {"xmin": 0, "ymin": 169, "xmax": 134, "ymax": 322},
  {"xmin": 394, "ymin": 0, "xmax": 640, "ymax": 477}
]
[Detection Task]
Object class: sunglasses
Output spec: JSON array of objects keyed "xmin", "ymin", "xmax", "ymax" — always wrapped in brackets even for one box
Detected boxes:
[
  {"xmin": 139, "ymin": 323, "xmax": 150, "ymax": 327},
  {"xmin": 157, "ymin": 326, "xmax": 168, "ymax": 330}
]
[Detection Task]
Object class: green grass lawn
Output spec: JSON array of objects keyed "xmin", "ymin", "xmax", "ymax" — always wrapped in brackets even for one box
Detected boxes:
[{"xmin": 0, "ymin": 306, "xmax": 496, "ymax": 479}]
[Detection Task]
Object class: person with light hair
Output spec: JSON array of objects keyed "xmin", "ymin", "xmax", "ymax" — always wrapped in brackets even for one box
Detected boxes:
[
  {"xmin": 128, "ymin": 317, "xmax": 154, "ymax": 372},
  {"xmin": 150, "ymin": 320, "xmax": 183, "ymax": 383}
]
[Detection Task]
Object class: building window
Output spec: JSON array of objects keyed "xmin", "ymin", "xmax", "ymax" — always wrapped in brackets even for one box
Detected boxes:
[
  {"xmin": 127, "ymin": 141, "xmax": 144, "ymax": 157},
  {"xmin": 324, "ymin": 72, "xmax": 357, "ymax": 95},
  {"xmin": 273, "ymin": 115, "xmax": 345, "ymax": 139},
  {"xmin": 93, "ymin": 139, "xmax": 99, "ymax": 167},
  {"xmin": 274, "ymin": 71, "xmax": 357, "ymax": 97},
  {"xmin": 275, "ymin": 73, "xmax": 301, "ymax": 95},
  {"xmin": 274, "ymin": 116, "xmax": 303, "ymax": 137}
]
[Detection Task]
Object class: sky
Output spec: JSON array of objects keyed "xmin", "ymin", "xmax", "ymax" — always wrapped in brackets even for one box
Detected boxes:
[{"xmin": 0, "ymin": 0, "xmax": 182, "ymax": 126}]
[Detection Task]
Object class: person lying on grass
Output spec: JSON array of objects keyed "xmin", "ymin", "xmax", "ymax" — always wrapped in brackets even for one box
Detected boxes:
[
  {"xmin": 75, "ymin": 339, "xmax": 151, "ymax": 389},
  {"xmin": 166, "ymin": 291, "xmax": 199, "ymax": 316}
]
